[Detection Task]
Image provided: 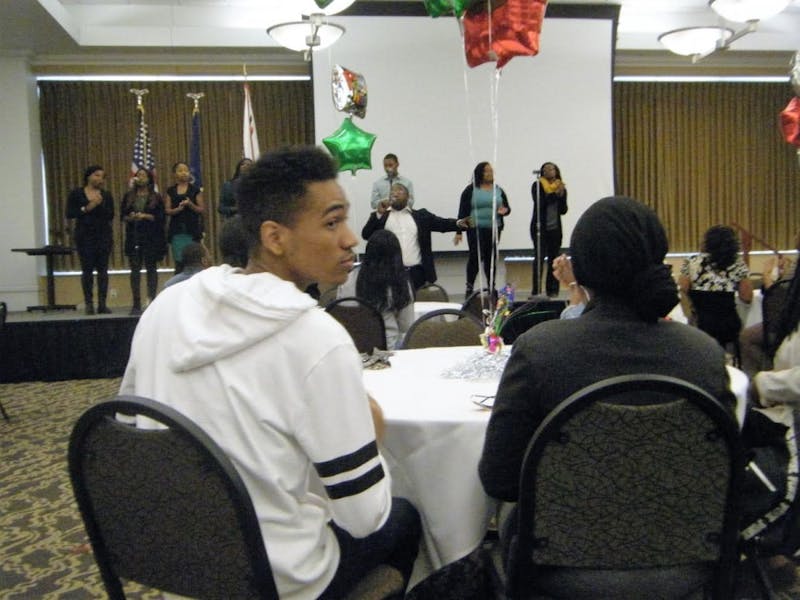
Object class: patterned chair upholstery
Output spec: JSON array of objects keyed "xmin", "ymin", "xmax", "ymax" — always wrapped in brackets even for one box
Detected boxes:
[
  {"xmin": 762, "ymin": 277, "xmax": 793, "ymax": 363},
  {"xmin": 325, "ymin": 296, "xmax": 387, "ymax": 354},
  {"xmin": 68, "ymin": 395, "xmax": 279, "ymax": 599},
  {"xmin": 502, "ymin": 375, "xmax": 744, "ymax": 600},
  {"xmin": 401, "ymin": 309, "xmax": 483, "ymax": 349}
]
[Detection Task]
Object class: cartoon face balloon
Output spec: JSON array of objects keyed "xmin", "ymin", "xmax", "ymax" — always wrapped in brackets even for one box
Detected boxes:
[
  {"xmin": 463, "ymin": 0, "xmax": 548, "ymax": 69},
  {"xmin": 332, "ymin": 65, "xmax": 368, "ymax": 119},
  {"xmin": 323, "ymin": 117, "xmax": 377, "ymax": 175}
]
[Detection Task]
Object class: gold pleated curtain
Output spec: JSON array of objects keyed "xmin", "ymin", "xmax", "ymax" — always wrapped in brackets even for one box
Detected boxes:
[
  {"xmin": 614, "ymin": 81, "xmax": 800, "ymax": 253},
  {"xmin": 39, "ymin": 80, "xmax": 313, "ymax": 270}
]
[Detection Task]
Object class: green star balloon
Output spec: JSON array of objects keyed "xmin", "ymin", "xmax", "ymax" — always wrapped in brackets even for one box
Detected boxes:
[
  {"xmin": 322, "ymin": 117, "xmax": 377, "ymax": 175},
  {"xmin": 423, "ymin": 0, "xmax": 476, "ymax": 18}
]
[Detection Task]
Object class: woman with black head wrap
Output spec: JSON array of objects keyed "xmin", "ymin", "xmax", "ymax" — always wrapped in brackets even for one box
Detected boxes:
[{"xmin": 479, "ymin": 196, "xmax": 733, "ymax": 503}]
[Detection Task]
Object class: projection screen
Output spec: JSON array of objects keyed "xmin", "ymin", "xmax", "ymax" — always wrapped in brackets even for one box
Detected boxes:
[{"xmin": 313, "ymin": 9, "xmax": 617, "ymax": 252}]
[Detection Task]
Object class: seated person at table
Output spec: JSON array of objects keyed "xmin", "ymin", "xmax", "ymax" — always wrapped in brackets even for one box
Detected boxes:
[
  {"xmin": 120, "ymin": 146, "xmax": 421, "ymax": 599},
  {"xmin": 478, "ymin": 195, "xmax": 732, "ymax": 530},
  {"xmin": 740, "ymin": 236, "xmax": 798, "ymax": 376},
  {"xmin": 362, "ymin": 182, "xmax": 469, "ymax": 290},
  {"xmin": 678, "ymin": 225, "xmax": 753, "ymax": 348},
  {"xmin": 338, "ymin": 229, "xmax": 415, "ymax": 349},
  {"xmin": 162, "ymin": 241, "xmax": 210, "ymax": 289}
]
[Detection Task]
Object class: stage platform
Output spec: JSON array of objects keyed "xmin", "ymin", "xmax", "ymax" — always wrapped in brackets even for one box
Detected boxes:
[{"xmin": 1, "ymin": 308, "xmax": 139, "ymax": 383}]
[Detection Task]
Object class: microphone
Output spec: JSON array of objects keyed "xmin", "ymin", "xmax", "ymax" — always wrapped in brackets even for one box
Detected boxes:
[{"xmin": 532, "ymin": 169, "xmax": 541, "ymax": 175}]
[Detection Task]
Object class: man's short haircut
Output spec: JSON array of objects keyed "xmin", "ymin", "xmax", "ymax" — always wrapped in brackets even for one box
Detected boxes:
[
  {"xmin": 236, "ymin": 146, "xmax": 339, "ymax": 255},
  {"xmin": 181, "ymin": 242, "xmax": 208, "ymax": 268},
  {"xmin": 391, "ymin": 182, "xmax": 408, "ymax": 194},
  {"xmin": 219, "ymin": 215, "xmax": 250, "ymax": 268},
  {"xmin": 383, "ymin": 153, "xmax": 398, "ymax": 162}
]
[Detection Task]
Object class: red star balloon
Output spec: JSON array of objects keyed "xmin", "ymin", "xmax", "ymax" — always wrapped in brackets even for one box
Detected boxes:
[
  {"xmin": 780, "ymin": 96, "xmax": 800, "ymax": 148},
  {"xmin": 463, "ymin": 0, "xmax": 548, "ymax": 69},
  {"xmin": 323, "ymin": 117, "xmax": 377, "ymax": 175}
]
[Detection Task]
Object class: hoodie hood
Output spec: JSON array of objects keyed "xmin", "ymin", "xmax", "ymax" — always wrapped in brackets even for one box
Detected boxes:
[{"xmin": 164, "ymin": 265, "xmax": 318, "ymax": 372}]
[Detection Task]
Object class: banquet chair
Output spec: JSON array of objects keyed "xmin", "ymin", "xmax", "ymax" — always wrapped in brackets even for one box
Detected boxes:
[
  {"xmin": 0, "ymin": 301, "xmax": 8, "ymax": 420},
  {"xmin": 762, "ymin": 277, "xmax": 793, "ymax": 364},
  {"xmin": 499, "ymin": 299, "xmax": 566, "ymax": 344},
  {"xmin": 68, "ymin": 396, "xmax": 405, "ymax": 600},
  {"xmin": 68, "ymin": 395, "xmax": 280, "ymax": 599},
  {"xmin": 461, "ymin": 289, "xmax": 497, "ymax": 325},
  {"xmin": 325, "ymin": 296, "xmax": 387, "ymax": 354},
  {"xmin": 415, "ymin": 283, "xmax": 450, "ymax": 302},
  {"xmin": 401, "ymin": 308, "xmax": 483, "ymax": 349},
  {"xmin": 687, "ymin": 289, "xmax": 742, "ymax": 366},
  {"xmin": 496, "ymin": 374, "xmax": 743, "ymax": 600}
]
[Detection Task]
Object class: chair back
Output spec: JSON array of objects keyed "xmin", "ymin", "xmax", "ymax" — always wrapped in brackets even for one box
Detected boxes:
[
  {"xmin": 500, "ymin": 300, "xmax": 566, "ymax": 344},
  {"xmin": 0, "ymin": 301, "xmax": 6, "ymax": 328},
  {"xmin": 461, "ymin": 289, "xmax": 497, "ymax": 324},
  {"xmin": 687, "ymin": 289, "xmax": 741, "ymax": 346},
  {"xmin": 509, "ymin": 375, "xmax": 743, "ymax": 600},
  {"xmin": 415, "ymin": 283, "xmax": 449, "ymax": 302},
  {"xmin": 762, "ymin": 278, "xmax": 792, "ymax": 360},
  {"xmin": 401, "ymin": 309, "xmax": 483, "ymax": 349},
  {"xmin": 68, "ymin": 395, "xmax": 279, "ymax": 600},
  {"xmin": 325, "ymin": 296, "xmax": 387, "ymax": 354}
]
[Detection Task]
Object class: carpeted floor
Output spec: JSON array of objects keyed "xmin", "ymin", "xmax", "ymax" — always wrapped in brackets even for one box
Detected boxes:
[
  {"xmin": 2, "ymin": 377, "xmax": 800, "ymax": 599},
  {"xmin": 0, "ymin": 377, "xmax": 159, "ymax": 599}
]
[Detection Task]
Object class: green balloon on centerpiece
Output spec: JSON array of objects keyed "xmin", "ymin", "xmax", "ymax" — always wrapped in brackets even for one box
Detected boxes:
[{"xmin": 423, "ymin": 0, "xmax": 476, "ymax": 18}]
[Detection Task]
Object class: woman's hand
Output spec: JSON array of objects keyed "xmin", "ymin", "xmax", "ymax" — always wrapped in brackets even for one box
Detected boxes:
[
  {"xmin": 453, "ymin": 232, "xmax": 463, "ymax": 246},
  {"xmin": 497, "ymin": 205, "xmax": 509, "ymax": 216}
]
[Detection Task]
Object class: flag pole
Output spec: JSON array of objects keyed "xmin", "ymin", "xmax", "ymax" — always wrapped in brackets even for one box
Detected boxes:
[
  {"xmin": 186, "ymin": 92, "xmax": 205, "ymax": 191},
  {"xmin": 129, "ymin": 88, "xmax": 150, "ymax": 168}
]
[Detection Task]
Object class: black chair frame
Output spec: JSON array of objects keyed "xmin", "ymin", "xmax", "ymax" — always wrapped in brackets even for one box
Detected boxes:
[
  {"xmin": 509, "ymin": 374, "xmax": 744, "ymax": 600},
  {"xmin": 68, "ymin": 395, "xmax": 279, "ymax": 599},
  {"xmin": 325, "ymin": 296, "xmax": 387, "ymax": 354},
  {"xmin": 400, "ymin": 308, "xmax": 483, "ymax": 349}
]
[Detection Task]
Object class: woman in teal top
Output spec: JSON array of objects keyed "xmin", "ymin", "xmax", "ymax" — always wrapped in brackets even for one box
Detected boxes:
[{"xmin": 455, "ymin": 162, "xmax": 510, "ymax": 295}]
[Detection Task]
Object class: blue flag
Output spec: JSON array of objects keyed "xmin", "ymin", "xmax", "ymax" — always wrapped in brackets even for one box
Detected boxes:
[{"xmin": 189, "ymin": 105, "xmax": 203, "ymax": 190}]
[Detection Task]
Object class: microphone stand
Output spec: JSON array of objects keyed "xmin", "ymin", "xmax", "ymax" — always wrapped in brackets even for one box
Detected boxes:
[{"xmin": 532, "ymin": 170, "xmax": 543, "ymax": 296}]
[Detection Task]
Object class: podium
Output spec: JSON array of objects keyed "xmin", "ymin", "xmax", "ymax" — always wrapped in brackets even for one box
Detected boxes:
[{"xmin": 11, "ymin": 246, "xmax": 77, "ymax": 312}]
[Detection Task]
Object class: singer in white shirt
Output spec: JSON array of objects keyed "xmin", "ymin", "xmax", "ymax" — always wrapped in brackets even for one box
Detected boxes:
[
  {"xmin": 362, "ymin": 183, "xmax": 468, "ymax": 289},
  {"xmin": 370, "ymin": 153, "xmax": 414, "ymax": 209}
]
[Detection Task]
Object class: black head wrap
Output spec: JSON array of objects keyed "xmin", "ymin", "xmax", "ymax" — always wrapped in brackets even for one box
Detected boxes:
[{"xmin": 570, "ymin": 196, "xmax": 678, "ymax": 322}]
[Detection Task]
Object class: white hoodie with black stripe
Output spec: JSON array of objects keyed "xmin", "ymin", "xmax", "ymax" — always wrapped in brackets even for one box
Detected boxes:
[{"xmin": 120, "ymin": 264, "xmax": 392, "ymax": 599}]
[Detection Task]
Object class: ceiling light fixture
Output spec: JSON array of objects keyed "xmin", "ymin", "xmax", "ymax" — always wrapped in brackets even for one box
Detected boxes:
[
  {"xmin": 709, "ymin": 0, "xmax": 792, "ymax": 23},
  {"xmin": 659, "ymin": 0, "xmax": 792, "ymax": 62},
  {"xmin": 658, "ymin": 26, "xmax": 734, "ymax": 60},
  {"xmin": 267, "ymin": 1, "xmax": 355, "ymax": 61},
  {"xmin": 268, "ymin": 14, "xmax": 344, "ymax": 61}
]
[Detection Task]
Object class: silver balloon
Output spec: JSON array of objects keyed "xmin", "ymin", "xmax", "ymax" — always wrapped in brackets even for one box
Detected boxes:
[
  {"xmin": 331, "ymin": 64, "xmax": 367, "ymax": 119},
  {"xmin": 792, "ymin": 51, "xmax": 800, "ymax": 97}
]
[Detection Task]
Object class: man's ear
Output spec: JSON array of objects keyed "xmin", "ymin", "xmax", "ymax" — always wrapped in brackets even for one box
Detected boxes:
[{"xmin": 259, "ymin": 220, "xmax": 286, "ymax": 256}]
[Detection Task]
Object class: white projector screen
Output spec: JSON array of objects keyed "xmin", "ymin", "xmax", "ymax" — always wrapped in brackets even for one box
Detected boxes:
[{"xmin": 313, "ymin": 13, "xmax": 615, "ymax": 253}]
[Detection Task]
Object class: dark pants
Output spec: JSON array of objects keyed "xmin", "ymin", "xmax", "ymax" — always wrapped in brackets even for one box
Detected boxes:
[
  {"xmin": 466, "ymin": 228, "xmax": 498, "ymax": 293},
  {"xmin": 78, "ymin": 243, "xmax": 110, "ymax": 307},
  {"xmin": 129, "ymin": 249, "xmax": 159, "ymax": 308},
  {"xmin": 319, "ymin": 497, "xmax": 422, "ymax": 599},
  {"xmin": 407, "ymin": 265, "xmax": 427, "ymax": 290},
  {"xmin": 531, "ymin": 229, "xmax": 562, "ymax": 296}
]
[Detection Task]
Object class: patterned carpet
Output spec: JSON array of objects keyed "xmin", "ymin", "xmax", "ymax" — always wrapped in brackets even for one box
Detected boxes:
[
  {"xmin": 0, "ymin": 378, "xmax": 159, "ymax": 599},
  {"xmin": 2, "ymin": 377, "xmax": 800, "ymax": 599}
]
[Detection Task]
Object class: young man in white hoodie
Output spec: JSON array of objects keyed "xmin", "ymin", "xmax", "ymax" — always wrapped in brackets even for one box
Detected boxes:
[{"xmin": 120, "ymin": 146, "xmax": 421, "ymax": 599}]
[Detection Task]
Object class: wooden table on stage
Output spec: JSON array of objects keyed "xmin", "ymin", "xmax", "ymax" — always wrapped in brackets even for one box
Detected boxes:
[{"xmin": 11, "ymin": 246, "xmax": 77, "ymax": 312}]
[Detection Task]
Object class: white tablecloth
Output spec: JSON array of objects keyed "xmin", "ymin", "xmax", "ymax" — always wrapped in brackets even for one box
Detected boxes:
[
  {"xmin": 413, "ymin": 301, "xmax": 463, "ymax": 322},
  {"xmin": 365, "ymin": 347, "xmax": 750, "ymax": 573}
]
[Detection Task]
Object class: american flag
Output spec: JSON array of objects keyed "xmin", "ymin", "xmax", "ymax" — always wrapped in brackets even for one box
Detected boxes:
[
  {"xmin": 130, "ymin": 104, "xmax": 156, "ymax": 182},
  {"xmin": 189, "ymin": 103, "xmax": 203, "ymax": 190}
]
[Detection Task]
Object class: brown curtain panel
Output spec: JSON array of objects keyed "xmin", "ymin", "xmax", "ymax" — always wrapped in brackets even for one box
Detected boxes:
[
  {"xmin": 39, "ymin": 80, "xmax": 313, "ymax": 270},
  {"xmin": 614, "ymin": 81, "xmax": 800, "ymax": 253}
]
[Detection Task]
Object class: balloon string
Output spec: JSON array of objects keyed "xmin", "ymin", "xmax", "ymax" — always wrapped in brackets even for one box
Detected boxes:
[
  {"xmin": 487, "ymin": 68, "xmax": 501, "ymax": 315},
  {"xmin": 457, "ymin": 17, "xmax": 477, "ymax": 169}
]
